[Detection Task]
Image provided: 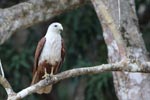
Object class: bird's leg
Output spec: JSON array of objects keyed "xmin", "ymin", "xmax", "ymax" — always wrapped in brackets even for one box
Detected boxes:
[
  {"xmin": 42, "ymin": 68, "xmax": 50, "ymax": 79},
  {"xmin": 50, "ymin": 67, "xmax": 54, "ymax": 75},
  {"xmin": 42, "ymin": 67, "xmax": 54, "ymax": 79}
]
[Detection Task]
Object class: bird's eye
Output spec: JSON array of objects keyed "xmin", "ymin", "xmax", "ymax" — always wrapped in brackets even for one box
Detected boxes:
[{"xmin": 54, "ymin": 25, "xmax": 57, "ymax": 27}]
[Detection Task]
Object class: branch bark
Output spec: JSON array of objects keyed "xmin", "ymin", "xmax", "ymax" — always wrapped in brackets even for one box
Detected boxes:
[
  {"xmin": 0, "ymin": 0, "xmax": 88, "ymax": 44},
  {"xmin": 0, "ymin": 60, "xmax": 150, "ymax": 100},
  {"xmin": 91, "ymin": 0, "xmax": 150, "ymax": 100},
  {"xmin": 0, "ymin": 61, "xmax": 16, "ymax": 99},
  {"xmin": 0, "ymin": 76, "xmax": 16, "ymax": 100}
]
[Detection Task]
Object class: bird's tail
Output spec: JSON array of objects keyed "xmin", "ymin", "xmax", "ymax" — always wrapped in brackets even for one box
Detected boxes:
[
  {"xmin": 31, "ymin": 72, "xmax": 39, "ymax": 85},
  {"xmin": 31, "ymin": 72, "xmax": 52, "ymax": 94},
  {"xmin": 37, "ymin": 85, "xmax": 52, "ymax": 94}
]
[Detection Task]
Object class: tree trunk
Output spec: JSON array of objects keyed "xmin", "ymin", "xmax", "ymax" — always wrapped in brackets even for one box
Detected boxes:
[{"xmin": 91, "ymin": 0, "xmax": 150, "ymax": 100}]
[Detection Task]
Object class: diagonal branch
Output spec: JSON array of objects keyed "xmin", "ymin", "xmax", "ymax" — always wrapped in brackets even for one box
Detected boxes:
[
  {"xmin": 3, "ymin": 60, "xmax": 150, "ymax": 100},
  {"xmin": 0, "ymin": 60, "xmax": 16, "ymax": 99},
  {"xmin": 0, "ymin": 60, "xmax": 5, "ymax": 77},
  {"xmin": 0, "ymin": 0, "xmax": 89, "ymax": 44},
  {"xmin": 0, "ymin": 76, "xmax": 16, "ymax": 99}
]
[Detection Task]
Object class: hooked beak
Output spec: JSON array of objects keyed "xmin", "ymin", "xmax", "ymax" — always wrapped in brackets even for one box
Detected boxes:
[{"xmin": 59, "ymin": 26, "xmax": 63, "ymax": 32}]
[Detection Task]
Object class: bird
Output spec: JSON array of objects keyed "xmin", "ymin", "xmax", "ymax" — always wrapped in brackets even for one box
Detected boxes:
[{"xmin": 31, "ymin": 22, "xmax": 65, "ymax": 94}]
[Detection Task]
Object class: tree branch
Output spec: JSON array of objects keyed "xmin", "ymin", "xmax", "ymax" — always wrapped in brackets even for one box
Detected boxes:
[
  {"xmin": 0, "ymin": 60, "xmax": 149, "ymax": 100},
  {"xmin": 0, "ymin": 60, "xmax": 5, "ymax": 77},
  {"xmin": 0, "ymin": 76, "xmax": 16, "ymax": 100},
  {"xmin": 91, "ymin": 0, "xmax": 150, "ymax": 99},
  {"xmin": 0, "ymin": 0, "xmax": 89, "ymax": 44},
  {"xmin": 0, "ymin": 61, "xmax": 16, "ymax": 99}
]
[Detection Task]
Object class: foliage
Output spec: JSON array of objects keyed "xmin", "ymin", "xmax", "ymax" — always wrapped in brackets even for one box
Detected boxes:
[{"xmin": 85, "ymin": 73, "xmax": 117, "ymax": 100}]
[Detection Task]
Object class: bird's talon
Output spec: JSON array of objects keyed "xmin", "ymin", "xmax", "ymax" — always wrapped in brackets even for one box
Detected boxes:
[
  {"xmin": 42, "ymin": 73, "xmax": 50, "ymax": 79},
  {"xmin": 49, "ymin": 74, "xmax": 53, "ymax": 79}
]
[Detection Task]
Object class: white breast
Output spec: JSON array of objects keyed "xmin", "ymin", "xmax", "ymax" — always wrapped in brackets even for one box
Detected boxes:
[{"xmin": 38, "ymin": 33, "xmax": 62, "ymax": 65}]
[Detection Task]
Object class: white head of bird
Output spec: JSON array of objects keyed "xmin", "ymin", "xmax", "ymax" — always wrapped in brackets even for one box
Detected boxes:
[{"xmin": 47, "ymin": 22, "xmax": 63, "ymax": 34}]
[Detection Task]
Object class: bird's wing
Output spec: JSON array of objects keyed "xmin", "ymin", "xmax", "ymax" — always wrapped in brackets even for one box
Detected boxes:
[
  {"xmin": 61, "ymin": 39, "xmax": 65, "ymax": 63},
  {"xmin": 33, "ymin": 37, "xmax": 46, "ymax": 75},
  {"xmin": 54, "ymin": 39, "xmax": 65, "ymax": 74}
]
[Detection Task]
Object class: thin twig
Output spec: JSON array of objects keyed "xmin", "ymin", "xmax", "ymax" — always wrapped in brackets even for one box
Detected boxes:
[
  {"xmin": 118, "ymin": 0, "xmax": 121, "ymax": 28},
  {"xmin": 0, "ymin": 59, "xmax": 5, "ymax": 77}
]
